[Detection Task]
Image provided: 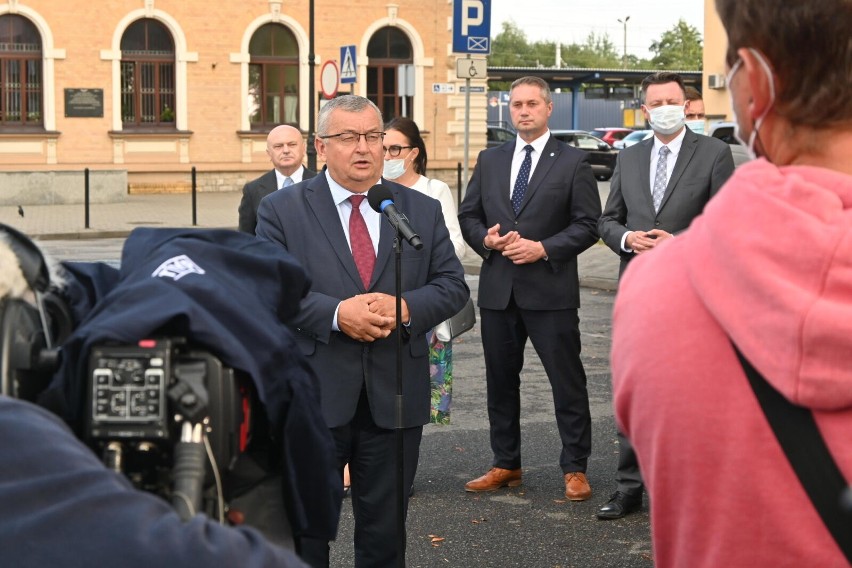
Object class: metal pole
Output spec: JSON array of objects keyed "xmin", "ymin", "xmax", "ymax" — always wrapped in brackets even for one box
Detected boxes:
[
  {"xmin": 191, "ymin": 166, "xmax": 197, "ymax": 226},
  {"xmin": 84, "ymin": 168, "xmax": 90, "ymax": 229},
  {"xmin": 456, "ymin": 162, "xmax": 462, "ymax": 206},
  {"xmin": 618, "ymin": 16, "xmax": 630, "ymax": 69},
  {"xmin": 306, "ymin": 0, "xmax": 317, "ymax": 172},
  {"xmin": 463, "ymin": 55, "xmax": 471, "ymax": 193}
]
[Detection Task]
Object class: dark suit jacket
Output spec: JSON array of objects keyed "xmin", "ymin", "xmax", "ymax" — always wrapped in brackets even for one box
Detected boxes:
[
  {"xmin": 255, "ymin": 174, "xmax": 469, "ymax": 430},
  {"xmin": 458, "ymin": 134, "xmax": 601, "ymax": 311},
  {"xmin": 238, "ymin": 167, "xmax": 317, "ymax": 234},
  {"xmin": 598, "ymin": 128, "xmax": 735, "ymax": 275}
]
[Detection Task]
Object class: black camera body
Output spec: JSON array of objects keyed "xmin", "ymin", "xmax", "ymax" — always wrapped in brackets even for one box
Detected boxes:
[{"xmin": 85, "ymin": 339, "xmax": 246, "ymax": 510}]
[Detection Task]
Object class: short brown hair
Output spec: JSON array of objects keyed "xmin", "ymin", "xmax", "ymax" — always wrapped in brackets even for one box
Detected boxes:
[
  {"xmin": 640, "ymin": 72, "xmax": 686, "ymax": 103},
  {"xmin": 510, "ymin": 76, "xmax": 552, "ymax": 105},
  {"xmin": 684, "ymin": 86, "xmax": 702, "ymax": 102},
  {"xmin": 715, "ymin": 0, "xmax": 852, "ymax": 127}
]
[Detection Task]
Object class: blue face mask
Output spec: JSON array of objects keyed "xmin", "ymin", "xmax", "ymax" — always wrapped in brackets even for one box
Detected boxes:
[
  {"xmin": 685, "ymin": 120, "xmax": 705, "ymax": 135},
  {"xmin": 726, "ymin": 49, "xmax": 777, "ymax": 161},
  {"xmin": 382, "ymin": 158, "xmax": 407, "ymax": 180}
]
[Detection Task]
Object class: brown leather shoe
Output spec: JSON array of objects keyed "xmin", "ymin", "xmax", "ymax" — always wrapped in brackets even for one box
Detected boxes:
[
  {"xmin": 564, "ymin": 472, "xmax": 591, "ymax": 501},
  {"xmin": 464, "ymin": 467, "xmax": 522, "ymax": 492}
]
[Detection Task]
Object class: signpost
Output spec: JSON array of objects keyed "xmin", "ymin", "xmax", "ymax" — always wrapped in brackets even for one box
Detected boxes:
[
  {"xmin": 452, "ymin": 0, "xmax": 491, "ymax": 190},
  {"xmin": 320, "ymin": 60, "xmax": 339, "ymax": 100},
  {"xmin": 340, "ymin": 45, "xmax": 357, "ymax": 85}
]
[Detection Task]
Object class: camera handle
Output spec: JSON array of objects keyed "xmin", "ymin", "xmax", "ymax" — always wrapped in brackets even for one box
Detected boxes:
[{"xmin": 171, "ymin": 422, "xmax": 207, "ymax": 521}]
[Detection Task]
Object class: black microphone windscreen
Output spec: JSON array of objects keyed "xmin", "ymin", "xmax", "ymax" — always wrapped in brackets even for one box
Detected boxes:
[{"xmin": 367, "ymin": 185, "xmax": 393, "ymax": 213}]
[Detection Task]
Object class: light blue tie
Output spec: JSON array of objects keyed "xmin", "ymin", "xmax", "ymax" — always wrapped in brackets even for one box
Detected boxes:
[
  {"xmin": 652, "ymin": 146, "xmax": 670, "ymax": 212},
  {"xmin": 281, "ymin": 176, "xmax": 294, "ymax": 189}
]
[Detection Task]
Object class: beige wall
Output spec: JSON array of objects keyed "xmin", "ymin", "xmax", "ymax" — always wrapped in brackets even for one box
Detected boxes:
[
  {"xmin": 703, "ymin": 0, "xmax": 733, "ymax": 122},
  {"xmin": 1, "ymin": 0, "xmax": 486, "ymax": 191}
]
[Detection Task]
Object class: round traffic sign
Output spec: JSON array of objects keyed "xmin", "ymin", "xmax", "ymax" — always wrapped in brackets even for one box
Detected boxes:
[{"xmin": 320, "ymin": 60, "xmax": 339, "ymax": 100}]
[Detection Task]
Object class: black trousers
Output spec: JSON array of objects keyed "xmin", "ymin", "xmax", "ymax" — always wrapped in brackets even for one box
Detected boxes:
[
  {"xmin": 480, "ymin": 298, "xmax": 592, "ymax": 473},
  {"xmin": 300, "ymin": 387, "xmax": 423, "ymax": 568},
  {"xmin": 614, "ymin": 430, "xmax": 644, "ymax": 496}
]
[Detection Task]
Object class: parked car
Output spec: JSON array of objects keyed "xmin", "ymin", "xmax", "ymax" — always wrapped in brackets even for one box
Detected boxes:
[
  {"xmin": 550, "ymin": 130, "xmax": 617, "ymax": 181},
  {"xmin": 588, "ymin": 127, "xmax": 633, "ymax": 147},
  {"xmin": 708, "ymin": 121, "xmax": 751, "ymax": 167},
  {"xmin": 613, "ymin": 129, "xmax": 653, "ymax": 149},
  {"xmin": 486, "ymin": 125, "xmax": 516, "ymax": 149}
]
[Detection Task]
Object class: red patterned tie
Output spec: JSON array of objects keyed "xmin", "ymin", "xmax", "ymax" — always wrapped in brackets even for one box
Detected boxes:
[{"xmin": 348, "ymin": 194, "xmax": 375, "ymax": 288}]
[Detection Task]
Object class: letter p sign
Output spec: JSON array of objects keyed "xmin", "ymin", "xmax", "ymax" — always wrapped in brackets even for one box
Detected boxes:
[
  {"xmin": 461, "ymin": 0, "xmax": 483, "ymax": 35},
  {"xmin": 452, "ymin": 0, "xmax": 491, "ymax": 54}
]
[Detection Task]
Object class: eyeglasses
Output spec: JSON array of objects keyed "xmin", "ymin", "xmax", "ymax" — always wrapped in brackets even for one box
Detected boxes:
[
  {"xmin": 382, "ymin": 145, "xmax": 413, "ymax": 158},
  {"xmin": 685, "ymin": 113, "xmax": 706, "ymax": 120},
  {"xmin": 319, "ymin": 131, "xmax": 384, "ymax": 146}
]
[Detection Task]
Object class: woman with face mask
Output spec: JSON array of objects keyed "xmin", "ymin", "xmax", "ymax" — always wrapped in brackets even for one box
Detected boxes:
[{"xmin": 382, "ymin": 117, "xmax": 466, "ymax": 425}]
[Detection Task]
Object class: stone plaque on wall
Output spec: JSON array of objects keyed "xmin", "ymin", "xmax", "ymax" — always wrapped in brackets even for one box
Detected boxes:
[{"xmin": 64, "ymin": 88, "xmax": 104, "ymax": 118}]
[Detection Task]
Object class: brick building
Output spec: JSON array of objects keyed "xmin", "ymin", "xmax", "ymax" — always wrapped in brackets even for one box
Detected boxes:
[{"xmin": 1, "ymin": 0, "xmax": 487, "ymax": 200}]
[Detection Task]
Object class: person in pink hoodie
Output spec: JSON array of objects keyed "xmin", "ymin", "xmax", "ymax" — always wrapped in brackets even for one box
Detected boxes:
[{"xmin": 611, "ymin": 0, "xmax": 852, "ymax": 566}]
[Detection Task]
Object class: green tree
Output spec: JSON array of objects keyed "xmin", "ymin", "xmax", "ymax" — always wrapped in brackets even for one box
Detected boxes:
[
  {"xmin": 649, "ymin": 19, "xmax": 703, "ymax": 70},
  {"xmin": 561, "ymin": 32, "xmax": 621, "ymax": 68},
  {"xmin": 490, "ymin": 21, "xmax": 562, "ymax": 67}
]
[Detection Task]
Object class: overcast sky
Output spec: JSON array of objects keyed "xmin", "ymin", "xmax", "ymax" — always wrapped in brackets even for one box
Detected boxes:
[{"xmin": 490, "ymin": 0, "xmax": 705, "ymax": 59}]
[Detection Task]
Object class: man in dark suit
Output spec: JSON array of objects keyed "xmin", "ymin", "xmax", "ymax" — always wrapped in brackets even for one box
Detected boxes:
[
  {"xmin": 256, "ymin": 95, "xmax": 468, "ymax": 568},
  {"xmin": 458, "ymin": 76, "xmax": 601, "ymax": 501},
  {"xmin": 238, "ymin": 124, "xmax": 316, "ymax": 234},
  {"xmin": 597, "ymin": 71, "xmax": 735, "ymax": 519}
]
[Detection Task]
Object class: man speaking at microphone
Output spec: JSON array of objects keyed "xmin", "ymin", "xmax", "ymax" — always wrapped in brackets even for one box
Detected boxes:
[{"xmin": 256, "ymin": 95, "xmax": 468, "ymax": 568}]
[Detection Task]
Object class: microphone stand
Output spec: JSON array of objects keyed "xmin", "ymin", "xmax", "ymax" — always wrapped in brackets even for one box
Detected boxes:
[{"xmin": 393, "ymin": 231, "xmax": 406, "ymax": 568}]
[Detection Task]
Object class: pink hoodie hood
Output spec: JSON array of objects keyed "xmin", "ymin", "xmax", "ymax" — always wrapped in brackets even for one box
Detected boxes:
[{"xmin": 684, "ymin": 159, "xmax": 852, "ymax": 410}]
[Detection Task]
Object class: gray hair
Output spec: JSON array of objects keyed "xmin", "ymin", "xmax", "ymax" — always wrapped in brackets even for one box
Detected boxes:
[{"xmin": 316, "ymin": 95, "xmax": 383, "ymax": 136}]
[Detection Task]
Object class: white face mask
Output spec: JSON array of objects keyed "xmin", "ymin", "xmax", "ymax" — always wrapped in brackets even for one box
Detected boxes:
[
  {"xmin": 726, "ymin": 49, "xmax": 777, "ymax": 162},
  {"xmin": 685, "ymin": 120, "xmax": 705, "ymax": 135},
  {"xmin": 383, "ymin": 158, "xmax": 407, "ymax": 180},
  {"xmin": 647, "ymin": 104, "xmax": 686, "ymax": 135}
]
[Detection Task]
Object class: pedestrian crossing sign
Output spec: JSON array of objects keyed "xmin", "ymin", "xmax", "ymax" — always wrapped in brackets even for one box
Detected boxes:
[{"xmin": 340, "ymin": 45, "xmax": 357, "ymax": 84}]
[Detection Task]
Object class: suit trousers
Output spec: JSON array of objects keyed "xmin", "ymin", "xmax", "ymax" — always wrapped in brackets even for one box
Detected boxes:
[
  {"xmin": 615, "ymin": 429, "xmax": 644, "ymax": 495},
  {"xmin": 299, "ymin": 386, "xmax": 423, "ymax": 568},
  {"xmin": 480, "ymin": 296, "xmax": 592, "ymax": 473}
]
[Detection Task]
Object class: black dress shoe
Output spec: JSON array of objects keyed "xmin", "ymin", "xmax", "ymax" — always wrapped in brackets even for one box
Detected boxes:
[{"xmin": 596, "ymin": 491, "xmax": 642, "ymax": 520}]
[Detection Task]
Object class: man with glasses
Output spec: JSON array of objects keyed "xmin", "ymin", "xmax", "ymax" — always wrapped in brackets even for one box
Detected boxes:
[{"xmin": 256, "ymin": 95, "xmax": 468, "ymax": 568}]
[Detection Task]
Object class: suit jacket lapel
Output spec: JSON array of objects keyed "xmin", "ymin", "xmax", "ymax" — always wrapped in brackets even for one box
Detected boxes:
[
  {"xmin": 637, "ymin": 138, "xmax": 656, "ymax": 213},
  {"xmin": 371, "ymin": 179, "xmax": 399, "ymax": 289},
  {"xmin": 304, "ymin": 174, "xmax": 365, "ymax": 290},
  {"xmin": 492, "ymin": 142, "xmax": 515, "ymax": 217},
  {"xmin": 516, "ymin": 135, "xmax": 559, "ymax": 216},
  {"xmin": 660, "ymin": 129, "xmax": 698, "ymax": 212}
]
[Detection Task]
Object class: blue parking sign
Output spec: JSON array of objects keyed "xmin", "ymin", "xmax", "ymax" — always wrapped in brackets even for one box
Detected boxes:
[{"xmin": 452, "ymin": 0, "xmax": 491, "ymax": 54}]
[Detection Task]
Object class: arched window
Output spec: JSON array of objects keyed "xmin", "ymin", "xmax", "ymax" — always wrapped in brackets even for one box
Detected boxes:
[
  {"xmin": 0, "ymin": 14, "xmax": 43, "ymax": 127},
  {"xmin": 367, "ymin": 27, "xmax": 413, "ymax": 120},
  {"xmin": 248, "ymin": 24, "xmax": 299, "ymax": 128},
  {"xmin": 120, "ymin": 19, "xmax": 175, "ymax": 127}
]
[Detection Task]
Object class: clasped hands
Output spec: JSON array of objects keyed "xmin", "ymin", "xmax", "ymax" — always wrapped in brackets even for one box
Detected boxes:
[
  {"xmin": 484, "ymin": 223, "xmax": 546, "ymax": 265},
  {"xmin": 626, "ymin": 229, "xmax": 673, "ymax": 254},
  {"xmin": 338, "ymin": 293, "xmax": 410, "ymax": 342}
]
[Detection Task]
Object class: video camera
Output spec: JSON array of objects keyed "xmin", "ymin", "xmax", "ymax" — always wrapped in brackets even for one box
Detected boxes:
[
  {"xmin": 85, "ymin": 338, "xmax": 249, "ymax": 522},
  {"xmin": 0, "ymin": 223, "xmax": 287, "ymax": 538}
]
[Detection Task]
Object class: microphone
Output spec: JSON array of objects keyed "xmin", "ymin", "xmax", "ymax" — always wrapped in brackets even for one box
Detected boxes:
[{"xmin": 367, "ymin": 185, "xmax": 423, "ymax": 250}]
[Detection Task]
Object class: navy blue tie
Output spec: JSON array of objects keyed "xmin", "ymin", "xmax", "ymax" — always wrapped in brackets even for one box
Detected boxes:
[{"xmin": 511, "ymin": 145, "xmax": 534, "ymax": 214}]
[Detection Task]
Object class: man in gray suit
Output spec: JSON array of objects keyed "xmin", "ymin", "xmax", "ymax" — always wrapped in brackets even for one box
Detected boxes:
[
  {"xmin": 256, "ymin": 96, "xmax": 468, "ymax": 567},
  {"xmin": 597, "ymin": 71, "xmax": 735, "ymax": 519},
  {"xmin": 238, "ymin": 124, "xmax": 316, "ymax": 234}
]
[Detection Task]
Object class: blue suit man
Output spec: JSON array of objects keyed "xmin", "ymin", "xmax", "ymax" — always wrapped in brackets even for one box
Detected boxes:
[
  {"xmin": 458, "ymin": 77, "xmax": 601, "ymax": 501},
  {"xmin": 256, "ymin": 96, "xmax": 468, "ymax": 568}
]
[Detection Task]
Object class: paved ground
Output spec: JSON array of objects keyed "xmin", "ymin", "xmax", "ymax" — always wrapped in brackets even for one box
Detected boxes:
[
  {"xmin": 17, "ymin": 188, "xmax": 650, "ymax": 567},
  {"xmin": 2, "ymin": 186, "xmax": 620, "ymax": 290}
]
